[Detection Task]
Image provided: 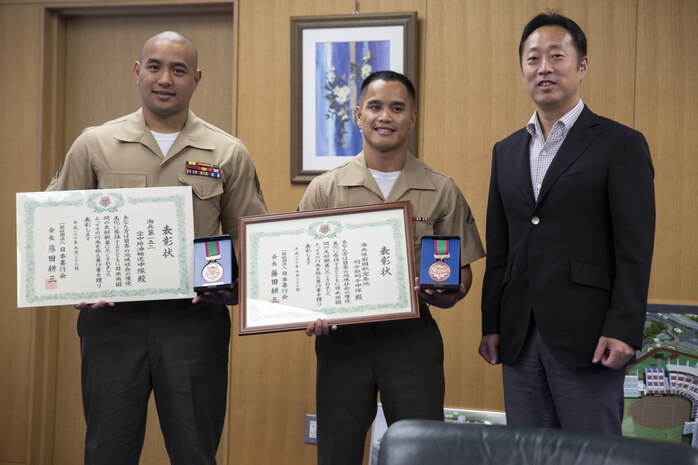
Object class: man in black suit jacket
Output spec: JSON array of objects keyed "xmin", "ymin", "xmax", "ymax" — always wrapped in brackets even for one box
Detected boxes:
[{"xmin": 479, "ymin": 13, "xmax": 655, "ymax": 434}]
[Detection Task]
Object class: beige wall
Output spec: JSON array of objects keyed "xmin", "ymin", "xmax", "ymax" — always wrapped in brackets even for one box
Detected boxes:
[{"xmin": 1, "ymin": 0, "xmax": 696, "ymax": 464}]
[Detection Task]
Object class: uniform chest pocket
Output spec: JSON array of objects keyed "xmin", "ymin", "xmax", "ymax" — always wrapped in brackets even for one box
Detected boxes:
[
  {"xmin": 179, "ymin": 175, "xmax": 224, "ymax": 200},
  {"xmin": 412, "ymin": 220, "xmax": 435, "ymax": 244},
  {"xmin": 98, "ymin": 172, "xmax": 147, "ymax": 189}
]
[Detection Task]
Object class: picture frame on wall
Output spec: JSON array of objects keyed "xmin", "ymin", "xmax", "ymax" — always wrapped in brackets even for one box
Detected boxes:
[{"xmin": 290, "ymin": 12, "xmax": 418, "ymax": 183}]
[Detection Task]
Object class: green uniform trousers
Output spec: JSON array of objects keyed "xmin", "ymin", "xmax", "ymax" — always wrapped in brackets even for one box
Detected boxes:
[
  {"xmin": 78, "ymin": 299, "xmax": 230, "ymax": 465},
  {"xmin": 315, "ymin": 305, "xmax": 445, "ymax": 465}
]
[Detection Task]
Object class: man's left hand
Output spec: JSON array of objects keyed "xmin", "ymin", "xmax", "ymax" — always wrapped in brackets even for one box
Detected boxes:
[
  {"xmin": 592, "ymin": 336, "xmax": 635, "ymax": 369},
  {"xmin": 193, "ymin": 281, "xmax": 239, "ymax": 306},
  {"xmin": 416, "ymin": 281, "xmax": 466, "ymax": 309},
  {"xmin": 414, "ymin": 265, "xmax": 472, "ymax": 309}
]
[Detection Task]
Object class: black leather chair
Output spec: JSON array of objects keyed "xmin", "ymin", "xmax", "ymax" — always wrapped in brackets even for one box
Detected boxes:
[{"xmin": 377, "ymin": 419, "xmax": 698, "ymax": 465}]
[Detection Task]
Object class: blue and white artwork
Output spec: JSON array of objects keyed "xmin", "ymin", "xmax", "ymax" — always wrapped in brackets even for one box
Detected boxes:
[{"xmin": 315, "ymin": 40, "xmax": 390, "ymax": 157}]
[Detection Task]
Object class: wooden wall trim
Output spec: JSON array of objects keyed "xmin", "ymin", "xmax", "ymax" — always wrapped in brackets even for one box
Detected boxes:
[
  {"xmin": 231, "ymin": 1, "xmax": 239, "ymax": 134},
  {"xmin": 37, "ymin": 7, "xmax": 64, "ymax": 192},
  {"xmin": 46, "ymin": 2, "xmax": 232, "ymax": 17},
  {"xmin": 26, "ymin": 311, "xmax": 60, "ymax": 465},
  {"xmin": 0, "ymin": 0, "xmax": 233, "ymax": 6},
  {"xmin": 26, "ymin": 10, "xmax": 65, "ymax": 465}
]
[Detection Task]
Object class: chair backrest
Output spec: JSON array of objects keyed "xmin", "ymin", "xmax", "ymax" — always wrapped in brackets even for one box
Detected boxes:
[{"xmin": 377, "ymin": 419, "xmax": 698, "ymax": 465}]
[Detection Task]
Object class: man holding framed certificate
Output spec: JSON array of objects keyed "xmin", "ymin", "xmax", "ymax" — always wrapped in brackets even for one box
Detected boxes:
[
  {"xmin": 46, "ymin": 32, "xmax": 267, "ymax": 465},
  {"xmin": 299, "ymin": 71, "xmax": 485, "ymax": 465}
]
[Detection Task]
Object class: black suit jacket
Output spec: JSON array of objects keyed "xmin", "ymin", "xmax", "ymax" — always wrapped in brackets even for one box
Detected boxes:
[{"xmin": 481, "ymin": 106, "xmax": 655, "ymax": 367}]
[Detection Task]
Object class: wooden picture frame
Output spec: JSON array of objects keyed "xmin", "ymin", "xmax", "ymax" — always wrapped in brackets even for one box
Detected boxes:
[
  {"xmin": 238, "ymin": 201, "xmax": 418, "ymax": 334},
  {"xmin": 290, "ymin": 12, "xmax": 418, "ymax": 183}
]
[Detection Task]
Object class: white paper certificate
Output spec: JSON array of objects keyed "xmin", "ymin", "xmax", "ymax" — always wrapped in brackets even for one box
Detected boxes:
[
  {"xmin": 16, "ymin": 186, "xmax": 195, "ymax": 307},
  {"xmin": 239, "ymin": 202, "xmax": 418, "ymax": 334}
]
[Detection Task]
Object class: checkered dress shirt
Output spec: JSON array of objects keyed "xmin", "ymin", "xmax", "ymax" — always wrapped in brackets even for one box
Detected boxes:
[{"xmin": 526, "ymin": 99, "xmax": 585, "ymax": 201}]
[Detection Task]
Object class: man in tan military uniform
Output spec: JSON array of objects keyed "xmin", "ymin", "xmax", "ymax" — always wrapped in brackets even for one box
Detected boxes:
[
  {"xmin": 46, "ymin": 32, "xmax": 266, "ymax": 465},
  {"xmin": 300, "ymin": 71, "xmax": 485, "ymax": 465}
]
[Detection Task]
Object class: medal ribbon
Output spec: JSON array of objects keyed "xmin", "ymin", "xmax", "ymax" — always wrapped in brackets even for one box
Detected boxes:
[
  {"xmin": 205, "ymin": 240, "xmax": 221, "ymax": 260},
  {"xmin": 434, "ymin": 239, "xmax": 450, "ymax": 259}
]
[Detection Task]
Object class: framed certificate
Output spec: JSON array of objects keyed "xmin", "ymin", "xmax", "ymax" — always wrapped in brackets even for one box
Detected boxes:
[
  {"xmin": 16, "ymin": 186, "xmax": 195, "ymax": 307},
  {"xmin": 239, "ymin": 201, "xmax": 418, "ymax": 334}
]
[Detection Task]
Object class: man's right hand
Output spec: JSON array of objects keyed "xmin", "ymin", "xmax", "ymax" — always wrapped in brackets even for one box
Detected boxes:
[
  {"xmin": 478, "ymin": 334, "xmax": 500, "ymax": 365},
  {"xmin": 305, "ymin": 318, "xmax": 337, "ymax": 337}
]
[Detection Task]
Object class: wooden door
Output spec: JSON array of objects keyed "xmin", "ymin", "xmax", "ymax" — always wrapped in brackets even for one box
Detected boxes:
[{"xmin": 42, "ymin": 5, "xmax": 235, "ymax": 465}]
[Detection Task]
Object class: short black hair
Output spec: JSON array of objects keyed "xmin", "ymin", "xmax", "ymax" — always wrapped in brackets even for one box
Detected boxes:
[
  {"xmin": 519, "ymin": 12, "xmax": 587, "ymax": 65},
  {"xmin": 359, "ymin": 70, "xmax": 416, "ymax": 103}
]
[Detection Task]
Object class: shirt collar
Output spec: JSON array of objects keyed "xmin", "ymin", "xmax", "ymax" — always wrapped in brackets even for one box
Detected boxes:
[
  {"xmin": 338, "ymin": 151, "xmax": 435, "ymax": 191},
  {"xmin": 526, "ymin": 99, "xmax": 585, "ymax": 139},
  {"xmin": 401, "ymin": 152, "xmax": 436, "ymax": 190},
  {"xmin": 114, "ymin": 109, "xmax": 216, "ymax": 151}
]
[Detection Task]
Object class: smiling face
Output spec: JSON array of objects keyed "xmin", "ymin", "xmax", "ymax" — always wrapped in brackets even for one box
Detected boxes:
[
  {"xmin": 134, "ymin": 34, "xmax": 201, "ymax": 132},
  {"xmin": 355, "ymin": 79, "xmax": 416, "ymax": 160},
  {"xmin": 521, "ymin": 25, "xmax": 587, "ymax": 118}
]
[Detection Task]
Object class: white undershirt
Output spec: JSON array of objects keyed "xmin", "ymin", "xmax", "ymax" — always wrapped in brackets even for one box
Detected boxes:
[
  {"xmin": 368, "ymin": 168, "xmax": 401, "ymax": 199},
  {"xmin": 150, "ymin": 130, "xmax": 180, "ymax": 157}
]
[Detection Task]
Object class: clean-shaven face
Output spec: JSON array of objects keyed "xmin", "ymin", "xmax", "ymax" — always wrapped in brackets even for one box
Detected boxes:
[
  {"xmin": 134, "ymin": 38, "xmax": 201, "ymax": 124},
  {"xmin": 521, "ymin": 25, "xmax": 587, "ymax": 115},
  {"xmin": 355, "ymin": 79, "xmax": 416, "ymax": 154}
]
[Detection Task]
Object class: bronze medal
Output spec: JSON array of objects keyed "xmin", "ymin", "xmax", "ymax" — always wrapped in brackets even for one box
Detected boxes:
[
  {"xmin": 428, "ymin": 260, "xmax": 451, "ymax": 281},
  {"xmin": 202, "ymin": 240, "xmax": 224, "ymax": 283},
  {"xmin": 202, "ymin": 261, "xmax": 224, "ymax": 282},
  {"xmin": 428, "ymin": 238, "xmax": 451, "ymax": 281}
]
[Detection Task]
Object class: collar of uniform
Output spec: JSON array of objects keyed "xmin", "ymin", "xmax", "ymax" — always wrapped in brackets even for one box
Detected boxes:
[
  {"xmin": 337, "ymin": 151, "xmax": 435, "ymax": 190},
  {"xmin": 399, "ymin": 152, "xmax": 436, "ymax": 191},
  {"xmin": 114, "ymin": 109, "xmax": 216, "ymax": 151},
  {"xmin": 337, "ymin": 151, "xmax": 436, "ymax": 202},
  {"xmin": 337, "ymin": 152, "xmax": 372, "ymax": 187}
]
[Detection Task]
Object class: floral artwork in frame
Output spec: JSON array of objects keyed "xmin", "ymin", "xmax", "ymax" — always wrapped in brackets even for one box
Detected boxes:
[
  {"xmin": 291, "ymin": 13, "xmax": 418, "ymax": 183},
  {"xmin": 317, "ymin": 40, "xmax": 389, "ymax": 156}
]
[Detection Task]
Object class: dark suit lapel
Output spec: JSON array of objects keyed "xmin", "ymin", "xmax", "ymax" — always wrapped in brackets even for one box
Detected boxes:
[{"xmin": 535, "ymin": 107, "xmax": 604, "ymax": 209}]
